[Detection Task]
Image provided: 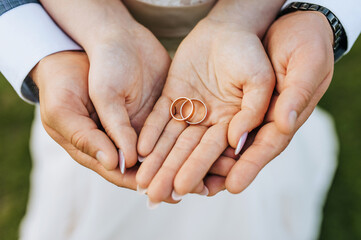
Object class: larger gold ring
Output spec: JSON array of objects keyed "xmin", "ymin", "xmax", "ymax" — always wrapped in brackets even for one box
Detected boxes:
[
  {"xmin": 170, "ymin": 97, "xmax": 194, "ymax": 121},
  {"xmin": 180, "ymin": 98, "xmax": 207, "ymax": 125}
]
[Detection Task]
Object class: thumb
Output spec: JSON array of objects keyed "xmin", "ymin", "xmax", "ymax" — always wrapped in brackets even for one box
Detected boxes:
[
  {"xmin": 89, "ymin": 92, "xmax": 138, "ymax": 172},
  {"xmin": 42, "ymin": 107, "xmax": 119, "ymax": 171},
  {"xmin": 274, "ymin": 62, "xmax": 331, "ymax": 135}
]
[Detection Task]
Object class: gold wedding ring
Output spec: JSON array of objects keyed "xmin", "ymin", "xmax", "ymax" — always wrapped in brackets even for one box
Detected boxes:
[
  {"xmin": 180, "ymin": 98, "xmax": 207, "ymax": 125},
  {"xmin": 170, "ymin": 97, "xmax": 207, "ymax": 125},
  {"xmin": 170, "ymin": 97, "xmax": 194, "ymax": 121}
]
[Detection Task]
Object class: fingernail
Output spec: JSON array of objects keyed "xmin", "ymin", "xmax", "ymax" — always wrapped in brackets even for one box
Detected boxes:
[
  {"xmin": 119, "ymin": 149, "xmax": 125, "ymax": 174},
  {"xmin": 138, "ymin": 156, "xmax": 145, "ymax": 163},
  {"xmin": 137, "ymin": 185, "xmax": 147, "ymax": 195},
  {"xmin": 199, "ymin": 186, "xmax": 209, "ymax": 196},
  {"xmin": 146, "ymin": 198, "xmax": 160, "ymax": 210},
  {"xmin": 96, "ymin": 151, "xmax": 107, "ymax": 165},
  {"xmin": 289, "ymin": 110, "xmax": 298, "ymax": 131},
  {"xmin": 171, "ymin": 190, "xmax": 184, "ymax": 201},
  {"xmin": 235, "ymin": 132, "xmax": 248, "ymax": 155}
]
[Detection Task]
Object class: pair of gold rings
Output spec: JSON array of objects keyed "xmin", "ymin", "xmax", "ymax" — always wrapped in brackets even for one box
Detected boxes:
[{"xmin": 170, "ymin": 97, "xmax": 207, "ymax": 125}]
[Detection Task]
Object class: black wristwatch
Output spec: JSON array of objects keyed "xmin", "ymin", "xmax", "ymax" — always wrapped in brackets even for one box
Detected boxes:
[{"xmin": 280, "ymin": 2, "xmax": 348, "ymax": 62}]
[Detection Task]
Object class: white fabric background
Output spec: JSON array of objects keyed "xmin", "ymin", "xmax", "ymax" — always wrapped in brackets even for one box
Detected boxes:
[{"xmin": 19, "ymin": 107, "xmax": 338, "ymax": 240}]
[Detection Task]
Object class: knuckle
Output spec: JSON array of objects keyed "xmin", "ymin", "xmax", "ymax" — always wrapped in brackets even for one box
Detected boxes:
[
  {"xmin": 150, "ymin": 150, "xmax": 166, "ymax": 162},
  {"xmin": 70, "ymin": 130, "xmax": 89, "ymax": 154},
  {"xmin": 161, "ymin": 164, "xmax": 178, "ymax": 175},
  {"xmin": 174, "ymin": 137, "xmax": 196, "ymax": 152},
  {"xmin": 251, "ymin": 68, "xmax": 275, "ymax": 86},
  {"xmin": 242, "ymin": 158, "xmax": 262, "ymax": 173},
  {"xmin": 200, "ymin": 138, "xmax": 225, "ymax": 151},
  {"xmin": 295, "ymin": 85, "xmax": 314, "ymax": 108},
  {"xmin": 143, "ymin": 122, "xmax": 163, "ymax": 134},
  {"xmin": 135, "ymin": 174, "xmax": 149, "ymax": 188}
]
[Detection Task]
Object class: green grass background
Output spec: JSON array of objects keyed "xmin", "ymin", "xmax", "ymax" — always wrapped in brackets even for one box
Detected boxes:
[{"xmin": 0, "ymin": 39, "xmax": 361, "ymax": 239}]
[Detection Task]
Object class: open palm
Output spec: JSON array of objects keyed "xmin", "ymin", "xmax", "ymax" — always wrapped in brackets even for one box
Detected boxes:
[{"xmin": 136, "ymin": 20, "xmax": 275, "ymax": 203}]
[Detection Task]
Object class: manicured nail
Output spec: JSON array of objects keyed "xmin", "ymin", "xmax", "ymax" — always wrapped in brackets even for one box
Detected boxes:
[
  {"xmin": 137, "ymin": 185, "xmax": 147, "ymax": 195},
  {"xmin": 119, "ymin": 149, "xmax": 125, "ymax": 174},
  {"xmin": 138, "ymin": 156, "xmax": 145, "ymax": 163},
  {"xmin": 171, "ymin": 190, "xmax": 184, "ymax": 201},
  {"xmin": 289, "ymin": 110, "xmax": 298, "ymax": 131},
  {"xmin": 199, "ymin": 186, "xmax": 209, "ymax": 196},
  {"xmin": 146, "ymin": 198, "xmax": 160, "ymax": 210},
  {"xmin": 96, "ymin": 151, "xmax": 107, "ymax": 165},
  {"xmin": 235, "ymin": 132, "xmax": 248, "ymax": 155}
]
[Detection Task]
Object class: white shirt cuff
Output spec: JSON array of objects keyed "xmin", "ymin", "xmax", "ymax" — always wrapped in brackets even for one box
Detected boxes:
[
  {"xmin": 283, "ymin": 0, "xmax": 361, "ymax": 54},
  {"xmin": 0, "ymin": 3, "xmax": 82, "ymax": 103}
]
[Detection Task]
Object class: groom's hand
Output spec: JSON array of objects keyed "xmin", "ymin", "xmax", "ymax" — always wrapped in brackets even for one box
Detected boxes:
[
  {"xmin": 31, "ymin": 51, "xmax": 138, "ymax": 188},
  {"xmin": 226, "ymin": 11, "xmax": 335, "ymax": 193}
]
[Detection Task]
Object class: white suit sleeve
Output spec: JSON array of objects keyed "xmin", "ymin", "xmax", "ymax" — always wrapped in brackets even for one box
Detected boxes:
[
  {"xmin": 0, "ymin": 3, "xmax": 82, "ymax": 103},
  {"xmin": 283, "ymin": 0, "xmax": 361, "ymax": 53}
]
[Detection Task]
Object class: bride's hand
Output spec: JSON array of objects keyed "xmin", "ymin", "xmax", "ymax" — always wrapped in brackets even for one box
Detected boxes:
[
  {"xmin": 136, "ymin": 19, "xmax": 275, "ymax": 203},
  {"xmin": 86, "ymin": 24, "xmax": 170, "ymax": 171},
  {"xmin": 40, "ymin": 0, "xmax": 171, "ymax": 171}
]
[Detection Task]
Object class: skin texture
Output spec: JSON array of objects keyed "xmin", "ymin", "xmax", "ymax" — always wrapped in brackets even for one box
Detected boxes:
[
  {"xmin": 40, "ymin": 0, "xmax": 172, "ymax": 170},
  {"xmin": 31, "ymin": 51, "xmax": 140, "ymax": 190},
  {"xmin": 136, "ymin": 19, "xmax": 275, "ymax": 202},
  {"xmin": 225, "ymin": 11, "xmax": 334, "ymax": 193},
  {"xmin": 31, "ymin": 51, "xmax": 232, "ymax": 203},
  {"xmin": 35, "ymin": 0, "xmax": 335, "ymax": 204},
  {"xmin": 36, "ymin": 0, "xmax": 285, "ymax": 200},
  {"xmin": 135, "ymin": 0, "xmax": 286, "ymax": 203}
]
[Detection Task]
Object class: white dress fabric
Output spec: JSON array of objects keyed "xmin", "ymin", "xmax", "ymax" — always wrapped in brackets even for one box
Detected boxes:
[
  {"xmin": 20, "ymin": 106, "xmax": 338, "ymax": 240},
  {"xmin": 19, "ymin": 1, "xmax": 339, "ymax": 239}
]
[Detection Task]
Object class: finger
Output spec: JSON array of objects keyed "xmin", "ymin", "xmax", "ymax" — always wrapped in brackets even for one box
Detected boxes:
[
  {"xmin": 226, "ymin": 123, "xmax": 291, "ymax": 194},
  {"xmin": 228, "ymin": 74, "xmax": 275, "ymax": 155},
  {"xmin": 209, "ymin": 156, "xmax": 236, "ymax": 176},
  {"xmin": 273, "ymin": 61, "xmax": 333, "ymax": 135},
  {"xmin": 226, "ymin": 77, "xmax": 332, "ymax": 194},
  {"xmin": 191, "ymin": 181, "xmax": 207, "ymax": 195},
  {"xmin": 90, "ymin": 92, "xmax": 138, "ymax": 170},
  {"xmin": 44, "ymin": 125, "xmax": 138, "ymax": 189},
  {"xmin": 41, "ymin": 106, "xmax": 119, "ymax": 170},
  {"xmin": 174, "ymin": 124, "xmax": 228, "ymax": 195},
  {"xmin": 136, "ymin": 119, "xmax": 188, "ymax": 190},
  {"xmin": 138, "ymin": 96, "xmax": 172, "ymax": 156},
  {"xmin": 222, "ymin": 146, "xmax": 238, "ymax": 159},
  {"xmin": 146, "ymin": 126, "xmax": 206, "ymax": 202},
  {"xmin": 168, "ymin": 181, "xmax": 208, "ymax": 203},
  {"xmin": 204, "ymin": 175, "xmax": 226, "ymax": 196}
]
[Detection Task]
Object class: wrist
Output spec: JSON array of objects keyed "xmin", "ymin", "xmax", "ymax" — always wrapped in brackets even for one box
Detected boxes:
[
  {"xmin": 30, "ymin": 51, "xmax": 87, "ymax": 88},
  {"xmin": 85, "ymin": 23, "xmax": 150, "ymax": 61},
  {"xmin": 278, "ymin": 2, "xmax": 346, "ymax": 61},
  {"xmin": 82, "ymin": 18, "xmax": 141, "ymax": 53},
  {"xmin": 279, "ymin": 11, "xmax": 334, "ymax": 46},
  {"xmin": 41, "ymin": 0, "xmax": 140, "ymax": 53},
  {"xmin": 205, "ymin": 0, "xmax": 286, "ymax": 38}
]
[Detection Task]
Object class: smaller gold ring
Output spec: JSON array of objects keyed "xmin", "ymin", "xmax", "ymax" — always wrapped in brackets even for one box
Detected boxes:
[
  {"xmin": 170, "ymin": 97, "xmax": 194, "ymax": 121},
  {"xmin": 180, "ymin": 98, "xmax": 207, "ymax": 125}
]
